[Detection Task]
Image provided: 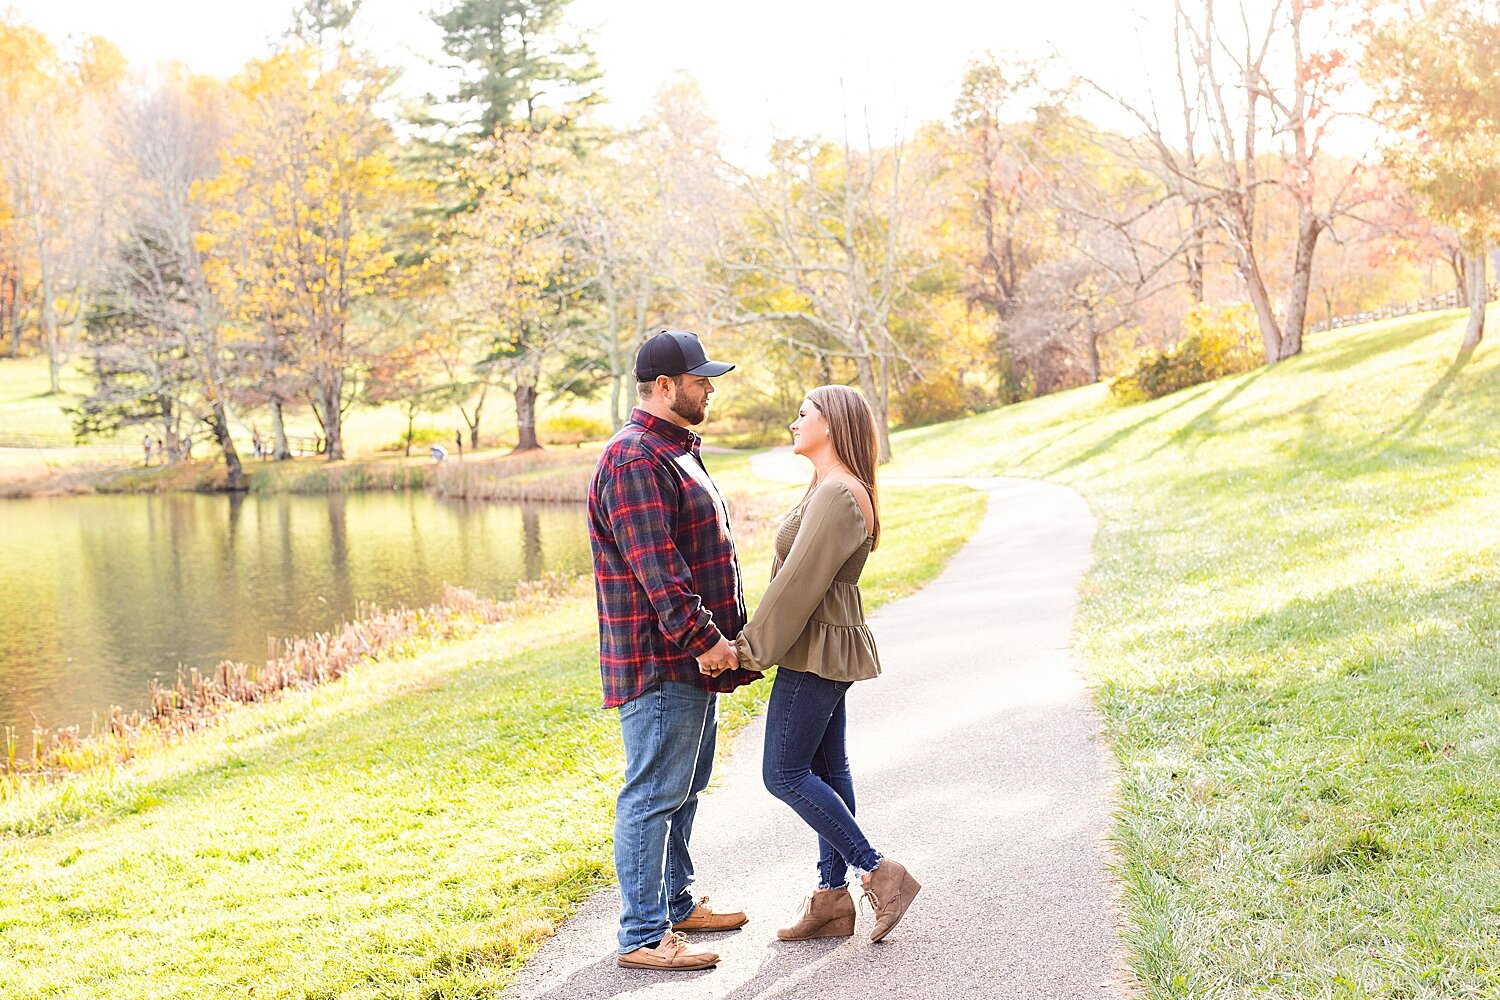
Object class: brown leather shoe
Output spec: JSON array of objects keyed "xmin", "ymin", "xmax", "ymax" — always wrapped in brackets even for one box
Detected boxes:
[
  {"xmin": 616, "ymin": 931, "xmax": 719, "ymax": 970},
  {"xmin": 860, "ymin": 858, "xmax": 921, "ymax": 942},
  {"xmin": 777, "ymin": 887, "xmax": 856, "ymax": 940},
  {"xmin": 671, "ymin": 895, "xmax": 749, "ymax": 932}
]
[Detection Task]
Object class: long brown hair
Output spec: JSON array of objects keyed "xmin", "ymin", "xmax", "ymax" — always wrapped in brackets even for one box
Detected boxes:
[{"xmin": 806, "ymin": 384, "xmax": 881, "ymax": 550}]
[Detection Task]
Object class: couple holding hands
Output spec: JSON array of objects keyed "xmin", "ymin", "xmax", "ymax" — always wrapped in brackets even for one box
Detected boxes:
[{"xmin": 587, "ymin": 329, "xmax": 920, "ymax": 971}]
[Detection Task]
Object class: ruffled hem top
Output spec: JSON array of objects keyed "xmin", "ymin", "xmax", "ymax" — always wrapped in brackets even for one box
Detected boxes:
[{"xmin": 734, "ymin": 479, "xmax": 880, "ymax": 683}]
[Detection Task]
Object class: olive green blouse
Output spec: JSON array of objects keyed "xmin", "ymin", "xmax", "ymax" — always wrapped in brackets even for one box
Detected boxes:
[{"xmin": 734, "ymin": 479, "xmax": 881, "ymax": 682}]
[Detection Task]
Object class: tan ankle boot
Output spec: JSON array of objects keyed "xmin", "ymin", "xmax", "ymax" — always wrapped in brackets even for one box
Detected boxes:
[
  {"xmin": 860, "ymin": 858, "xmax": 921, "ymax": 942},
  {"xmin": 776, "ymin": 887, "xmax": 856, "ymax": 940}
]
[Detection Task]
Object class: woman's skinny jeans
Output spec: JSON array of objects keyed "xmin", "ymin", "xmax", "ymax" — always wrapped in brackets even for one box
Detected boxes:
[{"xmin": 762, "ymin": 667, "xmax": 881, "ymax": 889}]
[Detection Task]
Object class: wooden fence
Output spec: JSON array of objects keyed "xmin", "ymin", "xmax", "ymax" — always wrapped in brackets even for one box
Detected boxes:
[{"xmin": 1312, "ymin": 285, "xmax": 1498, "ymax": 333}]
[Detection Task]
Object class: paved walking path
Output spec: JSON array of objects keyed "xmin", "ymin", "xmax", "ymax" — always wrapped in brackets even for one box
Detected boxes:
[{"xmin": 505, "ymin": 461, "xmax": 1129, "ymax": 999}]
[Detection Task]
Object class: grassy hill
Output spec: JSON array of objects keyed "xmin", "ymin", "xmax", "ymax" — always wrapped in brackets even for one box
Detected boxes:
[{"xmin": 887, "ymin": 308, "xmax": 1499, "ymax": 997}]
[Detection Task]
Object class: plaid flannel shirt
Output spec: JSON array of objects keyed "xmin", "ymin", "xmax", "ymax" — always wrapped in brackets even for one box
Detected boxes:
[{"xmin": 588, "ymin": 408, "xmax": 753, "ymax": 708}]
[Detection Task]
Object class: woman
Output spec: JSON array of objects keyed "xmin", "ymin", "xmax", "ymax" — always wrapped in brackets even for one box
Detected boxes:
[{"xmin": 733, "ymin": 384, "xmax": 920, "ymax": 943}]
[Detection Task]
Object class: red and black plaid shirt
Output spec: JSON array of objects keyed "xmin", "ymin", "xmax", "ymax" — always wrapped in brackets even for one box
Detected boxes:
[{"xmin": 588, "ymin": 408, "xmax": 754, "ymax": 708}]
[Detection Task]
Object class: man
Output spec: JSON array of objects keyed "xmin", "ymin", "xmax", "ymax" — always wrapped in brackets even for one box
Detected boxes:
[{"xmin": 588, "ymin": 329, "xmax": 759, "ymax": 971}]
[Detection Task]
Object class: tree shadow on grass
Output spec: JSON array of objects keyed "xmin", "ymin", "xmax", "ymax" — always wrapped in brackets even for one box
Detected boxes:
[
  {"xmin": 1380, "ymin": 344, "xmax": 1482, "ymax": 446},
  {"xmin": 1169, "ymin": 366, "xmax": 1268, "ymax": 446},
  {"xmin": 1009, "ymin": 416, "xmax": 1094, "ymax": 468},
  {"xmin": 1294, "ymin": 312, "xmax": 1464, "ymax": 376},
  {"xmin": 1139, "ymin": 571, "xmax": 1499, "ymax": 700},
  {"xmin": 1128, "ymin": 367, "xmax": 1272, "ymax": 469},
  {"xmin": 1044, "ymin": 385, "xmax": 1209, "ymax": 478}
]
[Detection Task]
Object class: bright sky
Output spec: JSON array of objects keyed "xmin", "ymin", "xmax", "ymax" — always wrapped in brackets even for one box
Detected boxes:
[{"xmin": 10, "ymin": 0, "xmax": 1179, "ymax": 160}]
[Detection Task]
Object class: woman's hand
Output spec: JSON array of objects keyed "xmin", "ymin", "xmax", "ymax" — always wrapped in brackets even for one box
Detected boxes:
[{"xmin": 695, "ymin": 635, "xmax": 739, "ymax": 676}]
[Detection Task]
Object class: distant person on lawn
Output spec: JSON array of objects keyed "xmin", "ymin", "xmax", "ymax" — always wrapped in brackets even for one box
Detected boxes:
[
  {"xmin": 587, "ymin": 329, "xmax": 759, "ymax": 971},
  {"xmin": 725, "ymin": 384, "xmax": 922, "ymax": 943}
]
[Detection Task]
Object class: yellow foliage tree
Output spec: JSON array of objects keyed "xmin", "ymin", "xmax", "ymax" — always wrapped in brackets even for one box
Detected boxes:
[
  {"xmin": 197, "ymin": 44, "xmax": 420, "ymax": 461},
  {"xmin": 1367, "ymin": 0, "xmax": 1500, "ymax": 350},
  {"xmin": 0, "ymin": 17, "xmax": 119, "ymax": 391},
  {"xmin": 0, "ymin": 15, "xmax": 52, "ymax": 360}
]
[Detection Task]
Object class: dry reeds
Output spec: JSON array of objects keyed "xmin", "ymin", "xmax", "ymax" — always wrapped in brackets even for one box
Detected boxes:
[{"xmin": 3, "ymin": 573, "xmax": 583, "ymax": 789}]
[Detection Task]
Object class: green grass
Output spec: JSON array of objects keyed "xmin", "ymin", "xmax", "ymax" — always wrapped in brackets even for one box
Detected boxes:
[
  {"xmin": 0, "ymin": 356, "xmax": 95, "ymax": 447},
  {"xmin": 0, "ymin": 464, "xmax": 986, "ymax": 999},
  {"xmin": 886, "ymin": 307, "xmax": 1500, "ymax": 998}
]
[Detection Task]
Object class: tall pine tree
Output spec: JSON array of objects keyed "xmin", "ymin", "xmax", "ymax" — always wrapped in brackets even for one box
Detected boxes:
[
  {"xmin": 425, "ymin": 0, "xmax": 601, "ymax": 451},
  {"xmin": 432, "ymin": 0, "xmax": 602, "ymax": 136}
]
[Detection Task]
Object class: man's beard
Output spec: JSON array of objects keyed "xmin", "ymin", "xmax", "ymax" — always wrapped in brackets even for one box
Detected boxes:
[{"xmin": 670, "ymin": 393, "xmax": 707, "ymax": 425}]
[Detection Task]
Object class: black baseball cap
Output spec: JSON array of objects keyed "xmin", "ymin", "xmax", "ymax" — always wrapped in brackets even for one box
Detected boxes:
[{"xmin": 634, "ymin": 329, "xmax": 735, "ymax": 381}]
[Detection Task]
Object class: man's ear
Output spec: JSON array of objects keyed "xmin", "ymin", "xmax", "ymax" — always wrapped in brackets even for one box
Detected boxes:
[{"xmin": 656, "ymin": 375, "xmax": 674, "ymax": 399}]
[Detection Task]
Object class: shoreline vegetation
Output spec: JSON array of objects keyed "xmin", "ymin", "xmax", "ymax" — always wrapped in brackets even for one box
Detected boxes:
[
  {"xmin": 0, "ymin": 442, "xmax": 608, "ymax": 502},
  {"xmin": 2, "ymin": 575, "xmax": 580, "ymax": 790},
  {"xmin": 1, "ymin": 432, "xmax": 771, "ymax": 505}
]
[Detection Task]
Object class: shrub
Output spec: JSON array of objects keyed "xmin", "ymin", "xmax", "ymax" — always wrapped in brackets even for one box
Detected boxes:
[
  {"xmin": 893, "ymin": 373, "xmax": 969, "ymax": 427},
  {"xmin": 711, "ymin": 394, "xmax": 797, "ymax": 449},
  {"xmin": 541, "ymin": 414, "xmax": 610, "ymax": 445},
  {"xmin": 1111, "ymin": 302, "xmax": 1261, "ymax": 402},
  {"xmin": 380, "ymin": 426, "xmax": 453, "ymax": 453}
]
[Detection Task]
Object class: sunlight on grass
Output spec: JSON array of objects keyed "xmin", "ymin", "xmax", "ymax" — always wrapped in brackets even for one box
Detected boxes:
[{"xmin": 888, "ymin": 307, "xmax": 1500, "ymax": 998}]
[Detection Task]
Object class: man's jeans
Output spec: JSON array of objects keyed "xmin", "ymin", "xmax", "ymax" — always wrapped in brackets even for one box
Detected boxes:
[
  {"xmin": 762, "ymin": 668, "xmax": 881, "ymax": 889},
  {"xmin": 614, "ymin": 681, "xmax": 718, "ymax": 953}
]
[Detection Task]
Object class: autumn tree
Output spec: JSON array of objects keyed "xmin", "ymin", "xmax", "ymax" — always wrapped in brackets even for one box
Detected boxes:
[
  {"xmin": 948, "ymin": 55, "xmax": 1068, "ymax": 398},
  {"xmin": 0, "ymin": 18, "xmax": 42, "ymax": 359},
  {"xmin": 726, "ymin": 133, "xmax": 939, "ymax": 461},
  {"xmin": 1366, "ymin": 0, "xmax": 1500, "ymax": 350},
  {"xmin": 0, "ymin": 200, "xmax": 19, "ymax": 358},
  {"xmin": 565, "ymin": 78, "xmax": 734, "ymax": 429},
  {"xmin": 0, "ymin": 18, "xmax": 120, "ymax": 391},
  {"xmin": 364, "ymin": 331, "xmax": 454, "ymax": 456},
  {"xmin": 448, "ymin": 125, "xmax": 585, "ymax": 452},
  {"xmin": 1366, "ymin": 187, "xmax": 1468, "ymax": 304},
  {"xmin": 76, "ymin": 73, "xmax": 248, "ymax": 486},
  {"xmin": 198, "ymin": 45, "xmax": 418, "ymax": 461},
  {"xmin": 1087, "ymin": 0, "xmax": 1375, "ymax": 364}
]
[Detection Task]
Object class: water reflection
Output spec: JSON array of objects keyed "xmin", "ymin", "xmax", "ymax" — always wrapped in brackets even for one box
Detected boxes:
[{"xmin": 0, "ymin": 492, "xmax": 590, "ymax": 739}]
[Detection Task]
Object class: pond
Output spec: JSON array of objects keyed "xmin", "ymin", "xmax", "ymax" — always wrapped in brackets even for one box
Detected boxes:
[{"xmin": 0, "ymin": 491, "xmax": 593, "ymax": 744}]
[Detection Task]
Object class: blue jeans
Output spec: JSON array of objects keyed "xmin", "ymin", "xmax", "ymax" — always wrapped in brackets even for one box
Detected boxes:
[
  {"xmin": 614, "ymin": 681, "xmax": 718, "ymax": 953},
  {"xmin": 762, "ymin": 668, "xmax": 881, "ymax": 889}
]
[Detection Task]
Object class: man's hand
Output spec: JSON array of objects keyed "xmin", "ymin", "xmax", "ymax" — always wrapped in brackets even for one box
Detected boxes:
[{"xmin": 695, "ymin": 636, "xmax": 738, "ymax": 677}]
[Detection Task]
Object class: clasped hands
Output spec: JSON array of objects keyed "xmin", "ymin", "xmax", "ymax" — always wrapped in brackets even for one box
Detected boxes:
[{"xmin": 696, "ymin": 635, "xmax": 741, "ymax": 677}]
